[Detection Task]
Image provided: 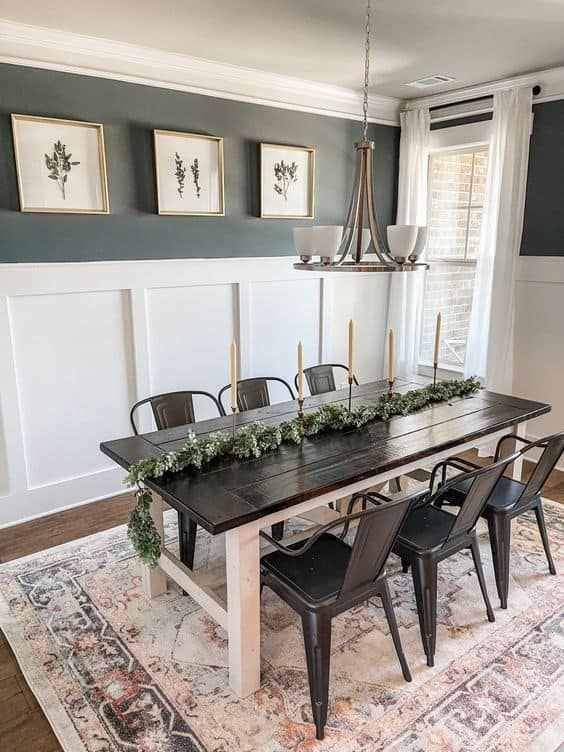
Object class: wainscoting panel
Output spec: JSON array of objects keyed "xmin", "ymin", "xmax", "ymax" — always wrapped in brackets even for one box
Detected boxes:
[
  {"xmin": 326, "ymin": 275, "xmax": 391, "ymax": 381},
  {"xmin": 8, "ymin": 290, "xmax": 135, "ymax": 489},
  {"xmin": 146, "ymin": 284, "xmax": 237, "ymax": 420},
  {"xmin": 0, "ymin": 258, "xmax": 391, "ymax": 526},
  {"xmin": 514, "ymin": 257, "xmax": 564, "ymax": 450},
  {"xmin": 248, "ymin": 278, "xmax": 322, "ymax": 395}
]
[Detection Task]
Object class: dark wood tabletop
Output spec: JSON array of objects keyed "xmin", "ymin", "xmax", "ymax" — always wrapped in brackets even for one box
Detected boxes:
[{"xmin": 100, "ymin": 378, "xmax": 550, "ymax": 535}]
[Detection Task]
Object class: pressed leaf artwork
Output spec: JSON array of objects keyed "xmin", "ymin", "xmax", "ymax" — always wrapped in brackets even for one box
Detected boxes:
[
  {"xmin": 44, "ymin": 140, "xmax": 80, "ymax": 199},
  {"xmin": 191, "ymin": 157, "xmax": 202, "ymax": 198},
  {"xmin": 273, "ymin": 159, "xmax": 298, "ymax": 200},
  {"xmin": 174, "ymin": 152, "xmax": 187, "ymax": 197}
]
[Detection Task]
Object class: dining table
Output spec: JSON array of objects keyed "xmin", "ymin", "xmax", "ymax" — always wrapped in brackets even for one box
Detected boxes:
[{"xmin": 100, "ymin": 376, "xmax": 550, "ymax": 699}]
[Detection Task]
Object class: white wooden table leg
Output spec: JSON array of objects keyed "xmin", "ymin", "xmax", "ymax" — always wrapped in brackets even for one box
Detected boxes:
[
  {"xmin": 225, "ymin": 523, "xmax": 261, "ymax": 697},
  {"xmin": 141, "ymin": 493, "xmax": 167, "ymax": 598}
]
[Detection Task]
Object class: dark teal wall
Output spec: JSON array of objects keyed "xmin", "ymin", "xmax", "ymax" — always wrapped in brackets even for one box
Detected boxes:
[
  {"xmin": 521, "ymin": 100, "xmax": 564, "ymax": 256},
  {"xmin": 0, "ymin": 63, "xmax": 399, "ymax": 263}
]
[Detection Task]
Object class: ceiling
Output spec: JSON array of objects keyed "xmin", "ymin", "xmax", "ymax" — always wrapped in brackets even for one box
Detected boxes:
[{"xmin": 1, "ymin": 0, "xmax": 564, "ymax": 99}]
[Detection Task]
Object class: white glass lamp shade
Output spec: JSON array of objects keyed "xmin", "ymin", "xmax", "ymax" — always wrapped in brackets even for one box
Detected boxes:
[
  {"xmin": 386, "ymin": 224, "xmax": 419, "ymax": 263},
  {"xmin": 293, "ymin": 227, "xmax": 315, "ymax": 261},
  {"xmin": 313, "ymin": 225, "xmax": 344, "ymax": 264},
  {"xmin": 409, "ymin": 226, "xmax": 427, "ymax": 263}
]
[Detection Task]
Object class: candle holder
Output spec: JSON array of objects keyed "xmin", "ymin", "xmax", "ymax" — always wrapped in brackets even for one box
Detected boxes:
[
  {"xmin": 297, "ymin": 397, "xmax": 305, "ymax": 437},
  {"xmin": 231, "ymin": 407, "xmax": 237, "ymax": 439},
  {"xmin": 432, "ymin": 363, "xmax": 438, "ymax": 388},
  {"xmin": 388, "ymin": 379, "xmax": 394, "ymax": 397},
  {"xmin": 348, "ymin": 376, "xmax": 353, "ymax": 412}
]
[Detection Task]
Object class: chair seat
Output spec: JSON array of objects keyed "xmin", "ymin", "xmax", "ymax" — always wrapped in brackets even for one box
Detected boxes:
[
  {"xmin": 396, "ymin": 505, "xmax": 455, "ymax": 550},
  {"xmin": 261, "ymin": 533, "xmax": 351, "ymax": 603},
  {"xmin": 443, "ymin": 474, "xmax": 531, "ymax": 512}
]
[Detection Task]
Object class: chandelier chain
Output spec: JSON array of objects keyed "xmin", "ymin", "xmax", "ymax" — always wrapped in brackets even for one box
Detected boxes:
[{"xmin": 362, "ymin": 0, "xmax": 371, "ymax": 139}]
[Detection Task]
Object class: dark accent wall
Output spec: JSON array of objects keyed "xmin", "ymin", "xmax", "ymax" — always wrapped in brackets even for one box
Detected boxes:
[
  {"xmin": 521, "ymin": 100, "xmax": 564, "ymax": 256},
  {"xmin": 0, "ymin": 63, "xmax": 399, "ymax": 263}
]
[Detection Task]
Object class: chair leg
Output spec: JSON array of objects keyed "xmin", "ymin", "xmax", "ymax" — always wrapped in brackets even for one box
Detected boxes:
[
  {"xmin": 533, "ymin": 502, "xmax": 557, "ymax": 575},
  {"xmin": 469, "ymin": 536, "xmax": 495, "ymax": 622},
  {"xmin": 486, "ymin": 512, "xmax": 511, "ymax": 609},
  {"xmin": 271, "ymin": 522, "xmax": 285, "ymax": 541},
  {"xmin": 401, "ymin": 559, "xmax": 410, "ymax": 573},
  {"xmin": 411, "ymin": 557, "xmax": 438, "ymax": 667},
  {"xmin": 178, "ymin": 512, "xmax": 198, "ymax": 570},
  {"xmin": 301, "ymin": 611, "xmax": 332, "ymax": 741},
  {"xmin": 379, "ymin": 579, "xmax": 412, "ymax": 682}
]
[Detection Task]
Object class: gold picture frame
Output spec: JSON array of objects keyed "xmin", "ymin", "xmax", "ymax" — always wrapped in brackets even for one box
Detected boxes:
[
  {"xmin": 154, "ymin": 130, "xmax": 225, "ymax": 216},
  {"xmin": 260, "ymin": 143, "xmax": 315, "ymax": 219},
  {"xmin": 11, "ymin": 114, "xmax": 109, "ymax": 214}
]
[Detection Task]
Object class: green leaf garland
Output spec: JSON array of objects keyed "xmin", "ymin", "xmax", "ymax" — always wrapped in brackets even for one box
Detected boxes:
[{"xmin": 127, "ymin": 377, "xmax": 480, "ymax": 565}]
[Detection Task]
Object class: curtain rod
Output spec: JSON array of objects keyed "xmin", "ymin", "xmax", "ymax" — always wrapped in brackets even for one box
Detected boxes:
[{"xmin": 429, "ymin": 85, "xmax": 541, "ymax": 112}]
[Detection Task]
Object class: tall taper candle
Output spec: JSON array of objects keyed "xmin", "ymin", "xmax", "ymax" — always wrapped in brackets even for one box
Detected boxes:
[
  {"xmin": 230, "ymin": 340, "xmax": 237, "ymax": 411},
  {"xmin": 297, "ymin": 341, "xmax": 304, "ymax": 401},
  {"xmin": 433, "ymin": 312, "xmax": 442, "ymax": 367},
  {"xmin": 348, "ymin": 319, "xmax": 354, "ymax": 381},
  {"xmin": 388, "ymin": 329, "xmax": 395, "ymax": 384}
]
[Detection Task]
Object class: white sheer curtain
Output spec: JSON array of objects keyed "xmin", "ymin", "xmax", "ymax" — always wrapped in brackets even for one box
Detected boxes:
[
  {"xmin": 384, "ymin": 107, "xmax": 430, "ymax": 378},
  {"xmin": 464, "ymin": 87, "xmax": 533, "ymax": 393}
]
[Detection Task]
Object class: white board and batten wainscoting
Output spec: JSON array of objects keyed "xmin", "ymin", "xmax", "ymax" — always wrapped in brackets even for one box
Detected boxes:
[
  {"xmin": 0, "ymin": 258, "xmax": 391, "ymax": 527},
  {"xmin": 1, "ymin": 254, "xmax": 562, "ymax": 529}
]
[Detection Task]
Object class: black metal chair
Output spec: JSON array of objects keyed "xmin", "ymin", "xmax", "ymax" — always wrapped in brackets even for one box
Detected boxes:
[
  {"xmin": 130, "ymin": 391, "xmax": 224, "ymax": 571},
  {"xmin": 218, "ymin": 376, "xmax": 295, "ymax": 413},
  {"xmin": 437, "ymin": 431, "xmax": 562, "ymax": 608},
  {"xmin": 130, "ymin": 390, "xmax": 225, "ymax": 435},
  {"xmin": 260, "ymin": 493, "xmax": 413, "ymax": 740},
  {"xmin": 379, "ymin": 452, "xmax": 519, "ymax": 668},
  {"xmin": 293, "ymin": 363, "xmax": 359, "ymax": 396}
]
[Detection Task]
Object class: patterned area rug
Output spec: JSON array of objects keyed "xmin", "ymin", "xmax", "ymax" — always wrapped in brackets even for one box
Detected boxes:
[{"xmin": 0, "ymin": 500, "xmax": 563, "ymax": 752}]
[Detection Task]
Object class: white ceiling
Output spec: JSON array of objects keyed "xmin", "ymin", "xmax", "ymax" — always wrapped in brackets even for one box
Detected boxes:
[{"xmin": 1, "ymin": 0, "xmax": 564, "ymax": 99}]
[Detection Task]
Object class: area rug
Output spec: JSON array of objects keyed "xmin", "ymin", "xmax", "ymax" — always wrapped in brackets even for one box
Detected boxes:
[{"xmin": 0, "ymin": 500, "xmax": 562, "ymax": 752}]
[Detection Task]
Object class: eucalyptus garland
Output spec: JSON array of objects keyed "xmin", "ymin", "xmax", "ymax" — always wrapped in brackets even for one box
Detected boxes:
[{"xmin": 127, "ymin": 377, "xmax": 480, "ymax": 565}]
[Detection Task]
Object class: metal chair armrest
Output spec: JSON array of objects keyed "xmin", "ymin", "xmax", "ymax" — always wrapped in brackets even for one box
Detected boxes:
[
  {"xmin": 260, "ymin": 495, "xmax": 412, "ymax": 557},
  {"xmin": 351, "ymin": 491, "xmax": 392, "ymax": 507},
  {"xmin": 494, "ymin": 433, "xmax": 532, "ymax": 461},
  {"xmin": 429, "ymin": 457, "xmax": 481, "ymax": 496}
]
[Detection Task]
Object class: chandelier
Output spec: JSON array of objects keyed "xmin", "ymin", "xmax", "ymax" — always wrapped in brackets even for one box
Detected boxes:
[{"xmin": 293, "ymin": 0, "xmax": 428, "ymax": 273}]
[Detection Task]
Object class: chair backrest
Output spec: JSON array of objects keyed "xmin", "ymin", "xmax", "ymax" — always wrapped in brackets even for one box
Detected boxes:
[
  {"xmin": 338, "ymin": 495, "xmax": 413, "ymax": 599},
  {"xmin": 433, "ymin": 453, "xmax": 518, "ymax": 541},
  {"xmin": 130, "ymin": 390, "xmax": 224, "ymax": 434},
  {"xmin": 218, "ymin": 377, "xmax": 295, "ymax": 413},
  {"xmin": 294, "ymin": 364, "xmax": 358, "ymax": 396},
  {"xmin": 518, "ymin": 431, "xmax": 564, "ymax": 507}
]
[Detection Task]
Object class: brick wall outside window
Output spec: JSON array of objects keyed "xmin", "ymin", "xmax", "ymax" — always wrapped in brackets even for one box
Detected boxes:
[{"xmin": 420, "ymin": 148, "xmax": 488, "ymax": 368}]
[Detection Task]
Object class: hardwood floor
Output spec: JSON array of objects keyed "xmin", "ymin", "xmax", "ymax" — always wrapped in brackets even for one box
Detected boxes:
[
  {"xmin": 0, "ymin": 491, "xmax": 136, "ymax": 565},
  {"xmin": 0, "ymin": 462, "xmax": 561, "ymax": 752}
]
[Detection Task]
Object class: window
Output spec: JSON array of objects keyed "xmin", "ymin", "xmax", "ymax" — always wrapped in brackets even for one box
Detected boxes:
[{"xmin": 419, "ymin": 147, "xmax": 489, "ymax": 370}]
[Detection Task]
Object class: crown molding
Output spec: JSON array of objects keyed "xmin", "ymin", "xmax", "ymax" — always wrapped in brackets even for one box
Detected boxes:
[
  {"xmin": 404, "ymin": 66, "xmax": 564, "ymax": 111},
  {"xmin": 0, "ymin": 20, "xmax": 401, "ymax": 125}
]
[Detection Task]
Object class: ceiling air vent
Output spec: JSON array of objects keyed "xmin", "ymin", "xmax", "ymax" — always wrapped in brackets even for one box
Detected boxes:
[{"xmin": 406, "ymin": 74, "xmax": 456, "ymax": 89}]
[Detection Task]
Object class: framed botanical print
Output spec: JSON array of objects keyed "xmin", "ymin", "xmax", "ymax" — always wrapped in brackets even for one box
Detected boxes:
[
  {"xmin": 260, "ymin": 143, "xmax": 315, "ymax": 219},
  {"xmin": 11, "ymin": 114, "xmax": 109, "ymax": 214},
  {"xmin": 154, "ymin": 130, "xmax": 224, "ymax": 216}
]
